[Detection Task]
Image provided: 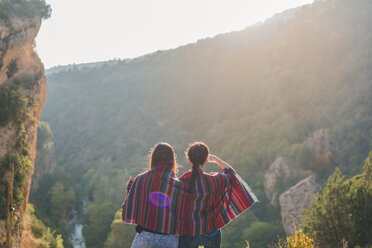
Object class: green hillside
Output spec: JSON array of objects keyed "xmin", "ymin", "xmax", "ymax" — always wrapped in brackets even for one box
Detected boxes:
[{"xmin": 31, "ymin": 0, "xmax": 372, "ymax": 247}]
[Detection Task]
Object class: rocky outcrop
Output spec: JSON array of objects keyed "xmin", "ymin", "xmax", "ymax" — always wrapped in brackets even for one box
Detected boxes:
[
  {"xmin": 305, "ymin": 128, "xmax": 335, "ymax": 166},
  {"xmin": 264, "ymin": 157, "xmax": 314, "ymax": 206},
  {"xmin": 0, "ymin": 7, "xmax": 47, "ymax": 248},
  {"xmin": 264, "ymin": 129, "xmax": 336, "ymax": 236},
  {"xmin": 279, "ymin": 176, "xmax": 321, "ymax": 236}
]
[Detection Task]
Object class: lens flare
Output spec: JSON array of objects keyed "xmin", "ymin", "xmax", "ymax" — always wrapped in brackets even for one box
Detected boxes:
[{"xmin": 149, "ymin": 192, "xmax": 170, "ymax": 208}]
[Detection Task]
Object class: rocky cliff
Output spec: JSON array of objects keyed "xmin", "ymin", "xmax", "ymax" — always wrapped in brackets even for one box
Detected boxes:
[
  {"xmin": 264, "ymin": 128, "xmax": 336, "ymax": 235},
  {"xmin": 279, "ymin": 176, "xmax": 321, "ymax": 235},
  {"xmin": 264, "ymin": 157, "xmax": 314, "ymax": 206},
  {"xmin": 0, "ymin": 2, "xmax": 48, "ymax": 247}
]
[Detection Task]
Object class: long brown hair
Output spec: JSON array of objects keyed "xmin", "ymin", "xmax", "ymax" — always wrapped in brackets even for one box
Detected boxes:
[
  {"xmin": 185, "ymin": 142, "xmax": 209, "ymax": 190},
  {"xmin": 149, "ymin": 142, "xmax": 177, "ymax": 173}
]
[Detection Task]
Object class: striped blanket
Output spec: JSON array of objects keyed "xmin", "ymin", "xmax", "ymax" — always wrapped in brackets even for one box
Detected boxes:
[{"xmin": 122, "ymin": 163, "xmax": 257, "ymax": 235}]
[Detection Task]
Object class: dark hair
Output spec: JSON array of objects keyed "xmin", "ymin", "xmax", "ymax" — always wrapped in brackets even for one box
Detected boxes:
[
  {"xmin": 185, "ymin": 142, "xmax": 209, "ymax": 191},
  {"xmin": 149, "ymin": 142, "xmax": 177, "ymax": 173}
]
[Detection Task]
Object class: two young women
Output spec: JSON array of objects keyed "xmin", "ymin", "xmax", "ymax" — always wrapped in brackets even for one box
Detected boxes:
[{"xmin": 122, "ymin": 142, "xmax": 257, "ymax": 248}]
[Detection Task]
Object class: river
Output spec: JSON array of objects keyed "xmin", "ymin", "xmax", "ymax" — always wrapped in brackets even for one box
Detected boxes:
[{"xmin": 68, "ymin": 206, "xmax": 86, "ymax": 248}]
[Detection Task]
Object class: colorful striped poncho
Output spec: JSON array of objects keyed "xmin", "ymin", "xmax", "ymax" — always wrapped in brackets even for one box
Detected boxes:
[{"xmin": 122, "ymin": 163, "xmax": 257, "ymax": 235}]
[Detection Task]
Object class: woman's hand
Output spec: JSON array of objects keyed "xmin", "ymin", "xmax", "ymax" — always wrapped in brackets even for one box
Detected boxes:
[
  {"xmin": 208, "ymin": 154, "xmax": 232, "ymax": 171},
  {"xmin": 208, "ymin": 154, "xmax": 218, "ymax": 163}
]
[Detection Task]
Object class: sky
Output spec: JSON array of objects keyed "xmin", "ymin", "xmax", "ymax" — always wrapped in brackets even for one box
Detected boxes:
[{"xmin": 35, "ymin": 0, "xmax": 314, "ymax": 69}]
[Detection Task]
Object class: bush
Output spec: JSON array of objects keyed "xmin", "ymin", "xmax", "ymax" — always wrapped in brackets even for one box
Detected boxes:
[
  {"xmin": 10, "ymin": 153, "xmax": 32, "ymax": 205},
  {"xmin": 31, "ymin": 214, "xmax": 46, "ymax": 238},
  {"xmin": 0, "ymin": 88, "xmax": 28, "ymax": 126},
  {"xmin": 0, "ymin": 153, "xmax": 31, "ymax": 219},
  {"xmin": 104, "ymin": 210, "xmax": 136, "ymax": 248},
  {"xmin": 272, "ymin": 226, "xmax": 317, "ymax": 248},
  {"xmin": 27, "ymin": 205, "xmax": 64, "ymax": 248}
]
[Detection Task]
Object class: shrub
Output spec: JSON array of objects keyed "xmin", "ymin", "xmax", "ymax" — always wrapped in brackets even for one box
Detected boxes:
[
  {"xmin": 0, "ymin": 88, "xmax": 28, "ymax": 126},
  {"xmin": 271, "ymin": 222, "xmax": 318, "ymax": 248},
  {"xmin": 31, "ymin": 215, "xmax": 46, "ymax": 238},
  {"xmin": 0, "ymin": 153, "xmax": 31, "ymax": 219},
  {"xmin": 27, "ymin": 205, "xmax": 64, "ymax": 248}
]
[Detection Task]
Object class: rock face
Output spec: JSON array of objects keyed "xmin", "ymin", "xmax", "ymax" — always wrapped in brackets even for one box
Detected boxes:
[
  {"xmin": 279, "ymin": 176, "xmax": 321, "ymax": 236},
  {"xmin": 0, "ymin": 9, "xmax": 47, "ymax": 248},
  {"xmin": 264, "ymin": 129, "xmax": 336, "ymax": 235},
  {"xmin": 305, "ymin": 128, "xmax": 335, "ymax": 166},
  {"xmin": 31, "ymin": 141, "xmax": 56, "ymax": 191},
  {"xmin": 264, "ymin": 157, "xmax": 314, "ymax": 206}
]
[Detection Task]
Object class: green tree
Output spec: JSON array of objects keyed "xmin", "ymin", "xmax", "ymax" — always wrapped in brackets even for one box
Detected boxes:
[
  {"xmin": 50, "ymin": 182, "xmax": 75, "ymax": 229},
  {"xmin": 302, "ymin": 152, "xmax": 372, "ymax": 248},
  {"xmin": 37, "ymin": 121, "xmax": 53, "ymax": 149},
  {"xmin": 104, "ymin": 210, "xmax": 136, "ymax": 248},
  {"xmin": 83, "ymin": 202, "xmax": 117, "ymax": 248}
]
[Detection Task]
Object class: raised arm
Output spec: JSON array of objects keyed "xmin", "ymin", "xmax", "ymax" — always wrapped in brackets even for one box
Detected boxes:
[{"xmin": 208, "ymin": 154, "xmax": 235, "ymax": 173}]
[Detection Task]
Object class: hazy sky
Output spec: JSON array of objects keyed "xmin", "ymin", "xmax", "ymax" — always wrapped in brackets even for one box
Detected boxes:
[{"xmin": 35, "ymin": 0, "xmax": 314, "ymax": 69}]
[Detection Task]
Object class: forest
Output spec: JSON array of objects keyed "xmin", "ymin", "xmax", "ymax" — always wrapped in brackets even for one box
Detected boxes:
[{"xmin": 27, "ymin": 0, "xmax": 372, "ymax": 247}]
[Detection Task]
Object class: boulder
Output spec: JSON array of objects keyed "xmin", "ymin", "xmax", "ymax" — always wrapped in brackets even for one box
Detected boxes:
[
  {"xmin": 264, "ymin": 157, "xmax": 313, "ymax": 206},
  {"xmin": 279, "ymin": 176, "xmax": 321, "ymax": 236}
]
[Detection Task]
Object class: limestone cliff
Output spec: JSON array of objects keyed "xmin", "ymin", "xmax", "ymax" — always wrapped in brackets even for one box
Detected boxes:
[
  {"xmin": 264, "ymin": 128, "xmax": 337, "ymax": 236},
  {"xmin": 263, "ymin": 157, "xmax": 314, "ymax": 206},
  {"xmin": 0, "ymin": 2, "xmax": 48, "ymax": 247},
  {"xmin": 279, "ymin": 176, "xmax": 321, "ymax": 236}
]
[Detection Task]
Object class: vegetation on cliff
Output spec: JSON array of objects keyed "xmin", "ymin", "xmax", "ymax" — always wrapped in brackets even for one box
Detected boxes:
[
  {"xmin": 22, "ymin": 205, "xmax": 64, "ymax": 248},
  {"xmin": 0, "ymin": 0, "xmax": 51, "ymax": 21},
  {"xmin": 0, "ymin": 88, "xmax": 31, "ymax": 219},
  {"xmin": 0, "ymin": 88, "xmax": 28, "ymax": 127}
]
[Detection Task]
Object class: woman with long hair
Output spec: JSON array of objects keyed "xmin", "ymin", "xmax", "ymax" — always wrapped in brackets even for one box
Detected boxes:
[
  {"xmin": 122, "ymin": 142, "xmax": 181, "ymax": 248},
  {"xmin": 178, "ymin": 142, "xmax": 257, "ymax": 248},
  {"xmin": 122, "ymin": 141, "xmax": 256, "ymax": 247}
]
